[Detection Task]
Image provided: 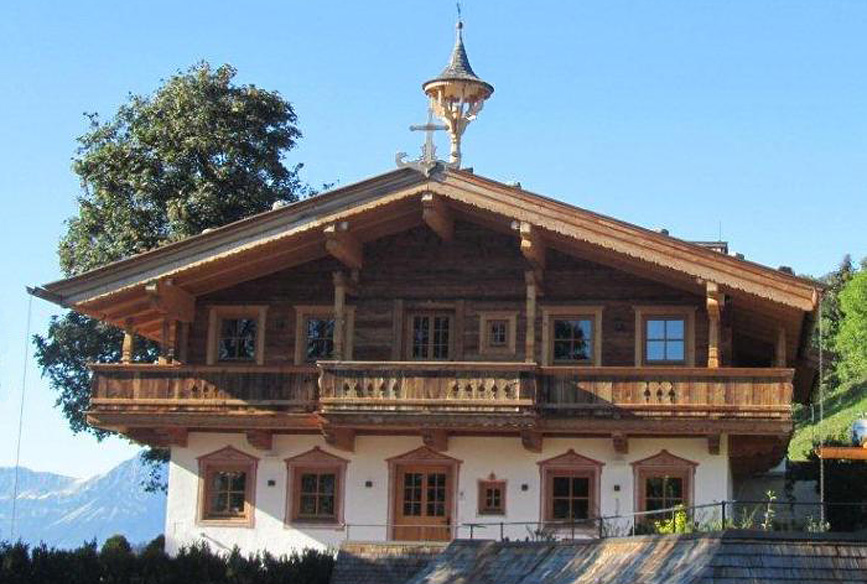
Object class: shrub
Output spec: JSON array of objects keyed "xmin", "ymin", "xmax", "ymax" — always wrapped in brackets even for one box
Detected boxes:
[{"xmin": 0, "ymin": 537, "xmax": 335, "ymax": 584}]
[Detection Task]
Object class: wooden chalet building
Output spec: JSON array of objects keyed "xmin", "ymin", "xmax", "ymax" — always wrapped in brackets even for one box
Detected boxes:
[{"xmin": 34, "ymin": 22, "xmax": 820, "ymax": 555}]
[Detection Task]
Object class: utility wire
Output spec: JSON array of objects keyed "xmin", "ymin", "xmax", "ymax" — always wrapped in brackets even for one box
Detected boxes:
[{"xmin": 9, "ymin": 291, "xmax": 33, "ymax": 540}]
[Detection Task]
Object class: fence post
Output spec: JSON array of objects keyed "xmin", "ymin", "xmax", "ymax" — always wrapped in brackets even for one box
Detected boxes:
[
  {"xmin": 470, "ymin": 524, "xmax": 475, "ymax": 540},
  {"xmin": 571, "ymin": 520, "xmax": 575, "ymax": 541},
  {"xmin": 500, "ymin": 522, "xmax": 504, "ymax": 541},
  {"xmin": 721, "ymin": 501, "xmax": 726, "ymax": 531},
  {"xmin": 598, "ymin": 516, "xmax": 604, "ymax": 539}
]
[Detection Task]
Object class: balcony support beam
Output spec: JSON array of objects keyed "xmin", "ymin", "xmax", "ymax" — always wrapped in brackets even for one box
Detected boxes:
[
  {"xmin": 775, "ymin": 326, "xmax": 787, "ymax": 367},
  {"xmin": 121, "ymin": 320, "xmax": 135, "ymax": 364},
  {"xmin": 422, "ymin": 429, "xmax": 449, "ymax": 452},
  {"xmin": 333, "ymin": 271, "xmax": 351, "ymax": 360},
  {"xmin": 422, "ymin": 193, "xmax": 454, "ymax": 241},
  {"xmin": 513, "ymin": 221, "xmax": 545, "ymax": 282},
  {"xmin": 706, "ymin": 282, "xmax": 722, "ymax": 368},
  {"xmin": 525, "ymin": 271, "xmax": 540, "ymax": 363}
]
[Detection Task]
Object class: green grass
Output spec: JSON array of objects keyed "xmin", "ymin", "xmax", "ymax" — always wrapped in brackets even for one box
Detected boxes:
[{"xmin": 788, "ymin": 378, "xmax": 867, "ymax": 460}]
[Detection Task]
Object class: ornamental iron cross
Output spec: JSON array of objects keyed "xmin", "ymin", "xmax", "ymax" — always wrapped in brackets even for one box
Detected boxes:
[{"xmin": 396, "ymin": 108, "xmax": 448, "ymax": 174}]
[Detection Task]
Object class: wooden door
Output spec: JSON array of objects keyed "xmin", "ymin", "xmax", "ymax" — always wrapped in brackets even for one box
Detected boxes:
[{"xmin": 393, "ymin": 465, "xmax": 452, "ymax": 541}]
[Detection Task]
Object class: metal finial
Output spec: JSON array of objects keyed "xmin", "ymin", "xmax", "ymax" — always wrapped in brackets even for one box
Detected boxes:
[{"xmin": 456, "ymin": 1, "xmax": 462, "ymax": 25}]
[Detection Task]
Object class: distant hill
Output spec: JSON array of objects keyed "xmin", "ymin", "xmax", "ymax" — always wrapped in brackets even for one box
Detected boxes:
[
  {"xmin": 789, "ymin": 378, "xmax": 867, "ymax": 460},
  {"xmin": 0, "ymin": 456, "xmax": 166, "ymax": 548}
]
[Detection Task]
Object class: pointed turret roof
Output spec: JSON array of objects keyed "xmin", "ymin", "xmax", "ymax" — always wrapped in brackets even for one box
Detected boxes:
[{"xmin": 424, "ymin": 21, "xmax": 493, "ymax": 94}]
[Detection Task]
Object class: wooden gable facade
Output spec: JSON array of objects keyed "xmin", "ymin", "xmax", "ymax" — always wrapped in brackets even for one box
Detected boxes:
[{"xmin": 34, "ymin": 166, "xmax": 821, "ymax": 476}]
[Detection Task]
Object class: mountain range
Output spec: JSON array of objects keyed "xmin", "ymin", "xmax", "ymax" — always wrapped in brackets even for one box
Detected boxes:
[{"xmin": 0, "ymin": 456, "xmax": 166, "ymax": 548}]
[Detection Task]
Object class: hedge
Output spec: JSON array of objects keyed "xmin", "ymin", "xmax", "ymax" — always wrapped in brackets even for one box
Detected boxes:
[{"xmin": 0, "ymin": 535, "xmax": 334, "ymax": 584}]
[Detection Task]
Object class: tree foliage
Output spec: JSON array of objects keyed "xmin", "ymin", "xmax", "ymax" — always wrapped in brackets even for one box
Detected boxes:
[
  {"xmin": 836, "ymin": 270, "xmax": 867, "ymax": 381},
  {"xmin": 33, "ymin": 62, "xmax": 311, "ymax": 489}
]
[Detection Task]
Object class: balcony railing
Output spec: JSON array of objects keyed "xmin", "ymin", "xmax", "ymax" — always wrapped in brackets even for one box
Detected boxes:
[
  {"xmin": 89, "ymin": 362, "xmax": 792, "ymax": 420},
  {"xmin": 538, "ymin": 366, "xmax": 793, "ymax": 418},
  {"xmin": 317, "ymin": 361, "xmax": 537, "ymax": 413},
  {"xmin": 89, "ymin": 363, "xmax": 318, "ymax": 411}
]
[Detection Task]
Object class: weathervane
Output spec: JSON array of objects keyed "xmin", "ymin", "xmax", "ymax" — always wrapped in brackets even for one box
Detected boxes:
[{"xmin": 396, "ymin": 108, "xmax": 448, "ymax": 174}]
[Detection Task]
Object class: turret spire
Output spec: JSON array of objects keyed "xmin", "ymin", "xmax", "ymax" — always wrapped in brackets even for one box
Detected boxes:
[{"xmin": 422, "ymin": 13, "xmax": 493, "ymax": 169}]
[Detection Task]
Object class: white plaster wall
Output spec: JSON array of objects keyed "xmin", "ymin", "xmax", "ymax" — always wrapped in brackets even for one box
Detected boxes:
[{"xmin": 165, "ymin": 432, "xmax": 731, "ymax": 556}]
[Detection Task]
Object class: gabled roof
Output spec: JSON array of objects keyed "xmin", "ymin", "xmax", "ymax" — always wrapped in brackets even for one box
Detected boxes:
[{"xmin": 36, "ymin": 165, "xmax": 820, "ymax": 343}]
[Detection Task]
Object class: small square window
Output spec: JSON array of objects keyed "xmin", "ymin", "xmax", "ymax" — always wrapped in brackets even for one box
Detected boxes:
[
  {"xmin": 478, "ymin": 481, "xmax": 506, "ymax": 515},
  {"xmin": 552, "ymin": 318, "xmax": 593, "ymax": 363},
  {"xmin": 306, "ymin": 317, "xmax": 335, "ymax": 362}
]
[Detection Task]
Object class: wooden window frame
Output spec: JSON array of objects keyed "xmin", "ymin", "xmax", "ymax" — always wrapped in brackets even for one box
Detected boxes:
[
  {"xmin": 293, "ymin": 305, "xmax": 355, "ymax": 365},
  {"xmin": 207, "ymin": 305, "xmax": 268, "ymax": 365},
  {"xmin": 631, "ymin": 450, "xmax": 697, "ymax": 514},
  {"xmin": 478, "ymin": 311, "xmax": 517, "ymax": 357},
  {"xmin": 406, "ymin": 310, "xmax": 456, "ymax": 361},
  {"xmin": 541, "ymin": 306, "xmax": 604, "ymax": 366},
  {"xmin": 633, "ymin": 306, "xmax": 696, "ymax": 367},
  {"xmin": 285, "ymin": 447, "xmax": 349, "ymax": 528},
  {"xmin": 538, "ymin": 449, "xmax": 604, "ymax": 527},
  {"xmin": 477, "ymin": 475, "xmax": 507, "ymax": 516},
  {"xmin": 197, "ymin": 446, "xmax": 258, "ymax": 528}
]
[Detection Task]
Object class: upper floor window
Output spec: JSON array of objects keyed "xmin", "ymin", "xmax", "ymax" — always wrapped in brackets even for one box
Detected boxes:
[
  {"xmin": 294, "ymin": 306, "xmax": 354, "ymax": 365},
  {"xmin": 633, "ymin": 306, "xmax": 696, "ymax": 367},
  {"xmin": 478, "ymin": 311, "xmax": 517, "ymax": 357},
  {"xmin": 219, "ymin": 318, "xmax": 257, "ymax": 362},
  {"xmin": 541, "ymin": 307, "xmax": 603, "ymax": 366},
  {"xmin": 197, "ymin": 446, "xmax": 258, "ymax": 527},
  {"xmin": 645, "ymin": 318, "xmax": 685, "ymax": 364},
  {"xmin": 306, "ymin": 317, "xmax": 335, "ymax": 361},
  {"xmin": 410, "ymin": 312, "xmax": 453, "ymax": 360},
  {"xmin": 207, "ymin": 306, "xmax": 268, "ymax": 366}
]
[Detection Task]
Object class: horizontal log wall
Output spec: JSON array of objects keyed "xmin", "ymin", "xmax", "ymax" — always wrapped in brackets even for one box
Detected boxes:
[{"xmin": 188, "ymin": 223, "xmax": 707, "ymax": 368}]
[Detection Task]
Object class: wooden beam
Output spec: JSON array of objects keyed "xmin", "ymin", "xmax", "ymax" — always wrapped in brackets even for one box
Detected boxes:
[
  {"xmin": 322, "ymin": 425, "xmax": 355, "ymax": 452},
  {"xmin": 525, "ymin": 271, "xmax": 539, "ymax": 363},
  {"xmin": 775, "ymin": 326, "xmax": 787, "ymax": 367},
  {"xmin": 333, "ymin": 271, "xmax": 348, "ymax": 360},
  {"xmin": 512, "ymin": 221, "xmax": 545, "ymax": 278},
  {"xmin": 323, "ymin": 222, "xmax": 362, "ymax": 270},
  {"xmin": 421, "ymin": 193, "xmax": 454, "ymax": 241},
  {"xmin": 706, "ymin": 281, "xmax": 722, "ymax": 368},
  {"xmin": 121, "ymin": 321, "xmax": 135, "ymax": 364},
  {"xmin": 421, "ymin": 429, "xmax": 449, "ymax": 451},
  {"xmin": 612, "ymin": 432, "xmax": 629, "ymax": 454},
  {"xmin": 144, "ymin": 279, "xmax": 195, "ymax": 323},
  {"xmin": 391, "ymin": 299, "xmax": 404, "ymax": 360},
  {"xmin": 707, "ymin": 434, "xmax": 721, "ymax": 455},
  {"xmin": 521, "ymin": 429, "xmax": 543, "ymax": 453},
  {"xmin": 246, "ymin": 430, "xmax": 274, "ymax": 451}
]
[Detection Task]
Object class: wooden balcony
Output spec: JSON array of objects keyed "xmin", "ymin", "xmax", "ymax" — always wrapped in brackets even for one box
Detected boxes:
[
  {"xmin": 317, "ymin": 361, "xmax": 537, "ymax": 413},
  {"xmin": 87, "ymin": 363, "xmax": 793, "ymax": 437},
  {"xmin": 89, "ymin": 363, "xmax": 319, "ymax": 413},
  {"xmin": 538, "ymin": 367, "xmax": 793, "ymax": 420}
]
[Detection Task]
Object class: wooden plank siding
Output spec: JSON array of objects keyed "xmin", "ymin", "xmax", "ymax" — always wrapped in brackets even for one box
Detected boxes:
[{"xmin": 187, "ymin": 222, "xmax": 715, "ymax": 368}]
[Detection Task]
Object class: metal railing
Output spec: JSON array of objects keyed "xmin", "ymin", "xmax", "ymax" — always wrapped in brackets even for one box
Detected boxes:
[{"xmin": 341, "ymin": 501, "xmax": 867, "ymax": 543}]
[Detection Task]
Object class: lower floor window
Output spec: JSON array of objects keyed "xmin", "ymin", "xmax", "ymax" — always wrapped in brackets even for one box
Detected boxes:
[
  {"xmin": 550, "ymin": 474, "xmax": 591, "ymax": 520},
  {"xmin": 478, "ymin": 480, "xmax": 506, "ymax": 515},
  {"xmin": 206, "ymin": 469, "xmax": 247, "ymax": 518},
  {"xmin": 297, "ymin": 471, "xmax": 337, "ymax": 520},
  {"xmin": 644, "ymin": 475, "xmax": 685, "ymax": 512}
]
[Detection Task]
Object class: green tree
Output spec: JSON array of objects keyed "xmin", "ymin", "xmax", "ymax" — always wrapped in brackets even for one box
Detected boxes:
[
  {"xmin": 34, "ymin": 62, "xmax": 313, "ymax": 489},
  {"xmin": 836, "ymin": 270, "xmax": 867, "ymax": 381}
]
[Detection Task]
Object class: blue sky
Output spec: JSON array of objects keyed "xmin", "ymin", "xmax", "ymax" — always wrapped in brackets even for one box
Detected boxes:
[{"xmin": 1, "ymin": 0, "xmax": 865, "ymax": 478}]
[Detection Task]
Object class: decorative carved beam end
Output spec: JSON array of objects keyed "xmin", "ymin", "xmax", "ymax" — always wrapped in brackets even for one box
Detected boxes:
[
  {"xmin": 421, "ymin": 193, "xmax": 454, "ymax": 241},
  {"xmin": 322, "ymin": 426, "xmax": 356, "ymax": 452},
  {"xmin": 421, "ymin": 429, "xmax": 449, "ymax": 452},
  {"xmin": 613, "ymin": 432, "xmax": 629, "ymax": 454},
  {"xmin": 521, "ymin": 430, "xmax": 543, "ymax": 453},
  {"xmin": 324, "ymin": 222, "xmax": 363, "ymax": 270},
  {"xmin": 246, "ymin": 430, "xmax": 274, "ymax": 451}
]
